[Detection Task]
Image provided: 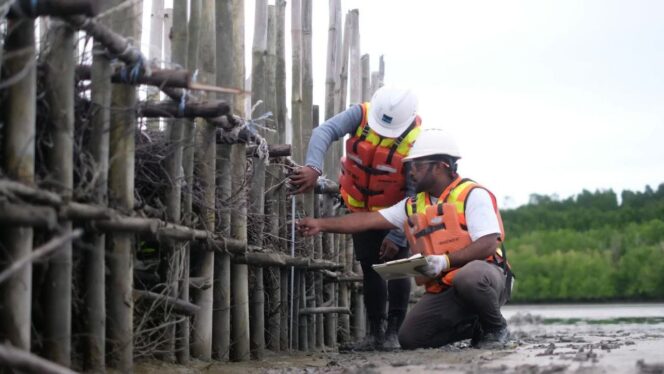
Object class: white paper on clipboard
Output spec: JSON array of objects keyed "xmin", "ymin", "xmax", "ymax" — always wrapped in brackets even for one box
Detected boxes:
[{"xmin": 372, "ymin": 253, "xmax": 428, "ymax": 281}]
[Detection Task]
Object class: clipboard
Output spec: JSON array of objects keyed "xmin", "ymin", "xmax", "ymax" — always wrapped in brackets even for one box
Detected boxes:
[{"xmin": 372, "ymin": 253, "xmax": 428, "ymax": 281}]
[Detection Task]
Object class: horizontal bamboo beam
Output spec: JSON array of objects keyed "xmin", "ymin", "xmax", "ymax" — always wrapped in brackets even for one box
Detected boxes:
[
  {"xmin": 66, "ymin": 15, "xmax": 145, "ymax": 67},
  {"xmin": 337, "ymin": 274, "xmax": 364, "ymax": 283},
  {"xmin": 133, "ymin": 290, "xmax": 200, "ymax": 316},
  {"xmin": 245, "ymin": 143, "xmax": 291, "ymax": 158},
  {"xmin": 8, "ymin": 0, "xmax": 98, "ymax": 18},
  {"xmin": 298, "ymin": 307, "xmax": 350, "ymax": 315},
  {"xmin": 138, "ymin": 100, "xmax": 230, "ymax": 119},
  {"xmin": 0, "ymin": 200, "xmax": 58, "ymax": 229},
  {"xmin": 0, "ymin": 344, "xmax": 77, "ymax": 374},
  {"xmin": 76, "ymin": 64, "xmax": 190, "ymax": 88}
]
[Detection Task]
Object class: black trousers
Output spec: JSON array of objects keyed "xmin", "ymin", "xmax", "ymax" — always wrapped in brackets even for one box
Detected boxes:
[
  {"xmin": 352, "ymin": 230, "xmax": 411, "ymax": 322},
  {"xmin": 398, "ymin": 260, "xmax": 509, "ymax": 349}
]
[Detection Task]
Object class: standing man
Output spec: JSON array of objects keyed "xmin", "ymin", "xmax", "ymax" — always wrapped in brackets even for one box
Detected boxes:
[
  {"xmin": 297, "ymin": 128, "xmax": 513, "ymax": 349},
  {"xmin": 290, "ymin": 87, "xmax": 421, "ymax": 350}
]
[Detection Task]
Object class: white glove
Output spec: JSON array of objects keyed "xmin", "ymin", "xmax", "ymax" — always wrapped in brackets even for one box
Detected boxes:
[{"xmin": 419, "ymin": 255, "xmax": 450, "ymax": 278}]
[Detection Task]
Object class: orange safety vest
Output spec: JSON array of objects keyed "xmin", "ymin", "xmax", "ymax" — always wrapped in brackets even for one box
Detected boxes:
[
  {"xmin": 339, "ymin": 103, "xmax": 421, "ymax": 212},
  {"xmin": 404, "ymin": 177, "xmax": 507, "ymax": 294}
]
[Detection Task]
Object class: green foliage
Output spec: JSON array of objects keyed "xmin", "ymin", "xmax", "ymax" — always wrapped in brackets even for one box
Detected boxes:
[{"xmin": 503, "ymin": 184, "xmax": 664, "ymax": 302}]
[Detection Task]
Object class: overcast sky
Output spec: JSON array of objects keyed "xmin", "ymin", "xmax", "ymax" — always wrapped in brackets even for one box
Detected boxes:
[{"xmin": 152, "ymin": 1, "xmax": 664, "ymax": 208}]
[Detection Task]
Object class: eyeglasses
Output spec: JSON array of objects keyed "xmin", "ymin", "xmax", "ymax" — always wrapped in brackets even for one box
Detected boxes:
[{"xmin": 410, "ymin": 160, "xmax": 450, "ymax": 172}]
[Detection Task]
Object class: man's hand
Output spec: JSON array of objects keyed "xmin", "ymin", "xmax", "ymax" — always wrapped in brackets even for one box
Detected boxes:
[
  {"xmin": 416, "ymin": 254, "xmax": 450, "ymax": 278},
  {"xmin": 290, "ymin": 166, "xmax": 320, "ymax": 194},
  {"xmin": 379, "ymin": 238, "xmax": 400, "ymax": 261},
  {"xmin": 296, "ymin": 217, "xmax": 322, "ymax": 236}
]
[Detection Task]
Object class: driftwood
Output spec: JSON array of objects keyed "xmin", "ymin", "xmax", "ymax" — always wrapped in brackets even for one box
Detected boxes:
[
  {"xmin": 299, "ymin": 307, "xmax": 351, "ymax": 315},
  {"xmin": 133, "ymin": 290, "xmax": 200, "ymax": 316},
  {"xmin": 8, "ymin": 0, "xmax": 98, "ymax": 18},
  {"xmin": 0, "ymin": 344, "xmax": 77, "ymax": 374},
  {"xmin": 315, "ymin": 178, "xmax": 340, "ymax": 195},
  {"xmin": 0, "ymin": 230, "xmax": 83, "ymax": 285},
  {"xmin": 66, "ymin": 15, "xmax": 144, "ymax": 67}
]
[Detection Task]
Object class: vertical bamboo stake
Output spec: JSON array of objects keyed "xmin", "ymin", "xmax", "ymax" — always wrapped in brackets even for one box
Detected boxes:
[
  {"xmin": 336, "ymin": 12, "xmax": 351, "ymax": 113},
  {"xmin": 251, "ymin": 0, "xmax": 268, "ymax": 116},
  {"xmin": 312, "ymin": 106, "xmax": 325, "ymax": 349},
  {"xmin": 107, "ymin": 0, "xmax": 138, "ymax": 368},
  {"xmin": 349, "ymin": 9, "xmax": 361, "ymax": 105},
  {"xmin": 41, "ymin": 19, "xmax": 75, "ymax": 367},
  {"xmin": 0, "ymin": 17, "xmax": 36, "ymax": 353},
  {"xmin": 230, "ymin": 144, "xmax": 250, "ymax": 361},
  {"xmin": 361, "ymin": 54, "xmax": 370, "ymax": 102},
  {"xmin": 166, "ymin": 0, "xmax": 188, "ymax": 364},
  {"xmin": 232, "ymin": 0, "xmax": 246, "ymax": 117},
  {"xmin": 275, "ymin": 0, "xmax": 290, "ymax": 350},
  {"xmin": 213, "ymin": 144, "xmax": 232, "ymax": 361},
  {"xmin": 81, "ymin": 38, "xmax": 111, "ymax": 373},
  {"xmin": 191, "ymin": 0, "xmax": 217, "ymax": 360},
  {"xmin": 291, "ymin": 0, "xmax": 303, "ymax": 163},
  {"xmin": 213, "ymin": 0, "xmax": 234, "ymax": 362},
  {"xmin": 147, "ymin": 0, "xmax": 164, "ymax": 131},
  {"xmin": 264, "ymin": 4, "xmax": 282, "ymax": 352}
]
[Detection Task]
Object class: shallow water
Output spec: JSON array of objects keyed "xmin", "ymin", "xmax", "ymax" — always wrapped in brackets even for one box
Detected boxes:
[{"xmin": 503, "ymin": 302, "xmax": 664, "ymax": 321}]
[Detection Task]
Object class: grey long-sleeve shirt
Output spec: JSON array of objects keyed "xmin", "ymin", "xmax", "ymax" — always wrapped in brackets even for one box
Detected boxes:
[{"xmin": 304, "ymin": 105, "xmax": 413, "ymax": 248}]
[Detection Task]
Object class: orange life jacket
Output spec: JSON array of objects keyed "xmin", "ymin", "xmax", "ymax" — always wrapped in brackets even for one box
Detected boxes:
[
  {"xmin": 404, "ymin": 177, "xmax": 507, "ymax": 294},
  {"xmin": 339, "ymin": 103, "xmax": 421, "ymax": 212}
]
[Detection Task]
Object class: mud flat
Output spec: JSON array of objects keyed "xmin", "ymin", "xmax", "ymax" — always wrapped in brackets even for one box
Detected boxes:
[{"xmin": 136, "ymin": 303, "xmax": 664, "ymax": 373}]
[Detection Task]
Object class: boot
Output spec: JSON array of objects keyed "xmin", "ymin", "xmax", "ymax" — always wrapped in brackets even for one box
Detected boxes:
[
  {"xmin": 383, "ymin": 312, "xmax": 405, "ymax": 351},
  {"xmin": 340, "ymin": 318, "xmax": 386, "ymax": 352}
]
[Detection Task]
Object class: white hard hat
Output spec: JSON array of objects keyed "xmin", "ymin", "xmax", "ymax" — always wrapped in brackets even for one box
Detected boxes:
[
  {"xmin": 403, "ymin": 128, "xmax": 461, "ymax": 161},
  {"xmin": 367, "ymin": 87, "xmax": 418, "ymax": 137}
]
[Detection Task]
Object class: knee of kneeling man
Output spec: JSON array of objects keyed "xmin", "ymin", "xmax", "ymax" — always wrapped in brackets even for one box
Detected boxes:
[{"xmin": 452, "ymin": 261, "xmax": 486, "ymax": 291}]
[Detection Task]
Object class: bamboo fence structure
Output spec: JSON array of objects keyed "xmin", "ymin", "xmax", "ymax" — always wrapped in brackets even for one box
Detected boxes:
[{"xmin": 0, "ymin": 0, "xmax": 389, "ymax": 371}]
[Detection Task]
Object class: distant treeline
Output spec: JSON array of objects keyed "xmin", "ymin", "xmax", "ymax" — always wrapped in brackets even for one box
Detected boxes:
[{"xmin": 501, "ymin": 184, "xmax": 664, "ymax": 302}]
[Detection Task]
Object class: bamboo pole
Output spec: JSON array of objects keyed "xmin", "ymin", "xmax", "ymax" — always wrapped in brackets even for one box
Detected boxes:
[
  {"xmin": 336, "ymin": 11, "xmax": 351, "ymax": 113},
  {"xmin": 290, "ymin": 0, "xmax": 303, "ymax": 164},
  {"xmin": 248, "ymin": 152, "xmax": 267, "ymax": 359},
  {"xmin": 81, "ymin": 30, "xmax": 112, "ymax": 370},
  {"xmin": 0, "ymin": 16, "xmax": 36, "ymax": 352},
  {"xmin": 133, "ymin": 290, "xmax": 200, "ymax": 316},
  {"xmin": 313, "ymin": 106, "xmax": 325, "ymax": 350},
  {"xmin": 276, "ymin": 1, "xmax": 289, "ymax": 350},
  {"xmin": 106, "ymin": 1, "xmax": 138, "ymax": 369},
  {"xmin": 41, "ymin": 19, "xmax": 75, "ymax": 367},
  {"xmin": 230, "ymin": 143, "xmax": 250, "ymax": 361},
  {"xmin": 8, "ymin": 0, "xmax": 98, "ymax": 17},
  {"xmin": 191, "ymin": 0, "xmax": 217, "ymax": 360},
  {"xmin": 231, "ymin": 0, "xmax": 246, "ymax": 117},
  {"xmin": 349, "ymin": 9, "xmax": 360, "ymax": 105},
  {"xmin": 146, "ymin": 0, "xmax": 164, "ymax": 131},
  {"xmin": 264, "ymin": 4, "xmax": 282, "ymax": 352},
  {"xmin": 324, "ymin": 0, "xmax": 342, "ymax": 186},
  {"xmin": 361, "ymin": 54, "xmax": 370, "ymax": 102},
  {"xmin": 213, "ymin": 0, "xmax": 234, "ymax": 361},
  {"xmin": 170, "ymin": 0, "xmax": 189, "ymax": 364},
  {"xmin": 213, "ymin": 144, "xmax": 232, "ymax": 361}
]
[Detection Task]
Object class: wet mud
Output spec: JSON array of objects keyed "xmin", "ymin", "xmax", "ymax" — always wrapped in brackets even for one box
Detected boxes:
[{"xmin": 136, "ymin": 309, "xmax": 664, "ymax": 374}]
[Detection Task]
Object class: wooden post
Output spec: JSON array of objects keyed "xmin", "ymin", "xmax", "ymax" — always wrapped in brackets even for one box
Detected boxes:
[
  {"xmin": 349, "ymin": 9, "xmax": 361, "ymax": 105},
  {"xmin": 41, "ymin": 19, "xmax": 75, "ymax": 367},
  {"xmin": 0, "ymin": 17, "xmax": 36, "ymax": 352},
  {"xmin": 106, "ymin": 0, "xmax": 138, "ymax": 369},
  {"xmin": 170, "ymin": 0, "xmax": 189, "ymax": 364},
  {"xmin": 361, "ymin": 54, "xmax": 370, "ymax": 102},
  {"xmin": 213, "ymin": 0, "xmax": 234, "ymax": 362},
  {"xmin": 230, "ymin": 143, "xmax": 250, "ymax": 361},
  {"xmin": 291, "ymin": 0, "xmax": 303, "ymax": 163},
  {"xmin": 191, "ymin": 0, "xmax": 217, "ymax": 360},
  {"xmin": 312, "ymin": 106, "xmax": 325, "ymax": 349}
]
